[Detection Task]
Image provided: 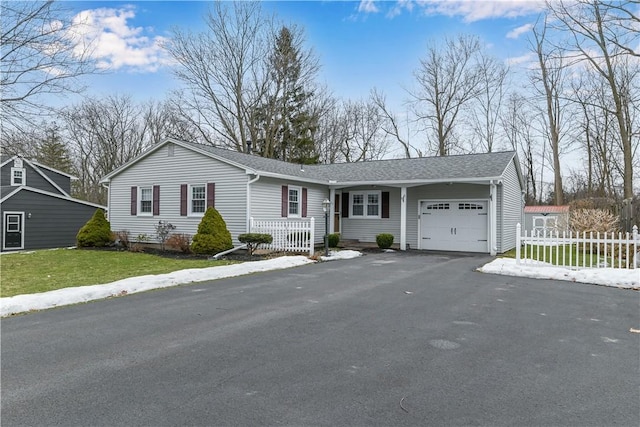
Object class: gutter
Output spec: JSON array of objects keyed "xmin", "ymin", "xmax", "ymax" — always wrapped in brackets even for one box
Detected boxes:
[
  {"xmin": 246, "ymin": 173, "xmax": 261, "ymax": 232},
  {"xmin": 211, "ymin": 244, "xmax": 247, "ymax": 260}
]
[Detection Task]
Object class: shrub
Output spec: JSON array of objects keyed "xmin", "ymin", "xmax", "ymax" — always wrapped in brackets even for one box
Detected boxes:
[
  {"xmin": 376, "ymin": 233, "xmax": 394, "ymax": 249},
  {"xmin": 328, "ymin": 233, "xmax": 340, "ymax": 248},
  {"xmin": 155, "ymin": 221, "xmax": 176, "ymax": 251},
  {"xmin": 238, "ymin": 233, "xmax": 273, "ymax": 256},
  {"xmin": 570, "ymin": 208, "xmax": 618, "ymax": 234},
  {"xmin": 130, "ymin": 233, "xmax": 151, "ymax": 252},
  {"xmin": 77, "ymin": 209, "xmax": 112, "ymax": 247},
  {"xmin": 166, "ymin": 233, "xmax": 192, "ymax": 253},
  {"xmin": 112, "ymin": 230, "xmax": 130, "ymax": 249},
  {"xmin": 191, "ymin": 207, "xmax": 233, "ymax": 255}
]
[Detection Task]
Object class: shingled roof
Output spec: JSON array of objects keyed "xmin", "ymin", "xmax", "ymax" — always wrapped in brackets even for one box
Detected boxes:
[
  {"xmin": 102, "ymin": 138, "xmax": 518, "ymax": 186},
  {"xmin": 178, "ymin": 140, "xmax": 517, "ymax": 185}
]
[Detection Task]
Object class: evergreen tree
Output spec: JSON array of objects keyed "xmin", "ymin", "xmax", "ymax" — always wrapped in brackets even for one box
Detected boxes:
[{"xmin": 36, "ymin": 122, "xmax": 73, "ymax": 173}]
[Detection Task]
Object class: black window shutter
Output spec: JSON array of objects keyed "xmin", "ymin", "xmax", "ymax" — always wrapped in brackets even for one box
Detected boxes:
[
  {"xmin": 302, "ymin": 188, "xmax": 308, "ymax": 217},
  {"xmin": 382, "ymin": 191, "xmax": 390, "ymax": 218},
  {"xmin": 153, "ymin": 185, "xmax": 160, "ymax": 215},
  {"xmin": 341, "ymin": 192, "xmax": 349, "ymax": 218},
  {"xmin": 130, "ymin": 186, "xmax": 137, "ymax": 215},
  {"xmin": 207, "ymin": 183, "xmax": 215, "ymax": 208},
  {"xmin": 180, "ymin": 184, "xmax": 187, "ymax": 216},
  {"xmin": 281, "ymin": 185, "xmax": 288, "ymax": 217}
]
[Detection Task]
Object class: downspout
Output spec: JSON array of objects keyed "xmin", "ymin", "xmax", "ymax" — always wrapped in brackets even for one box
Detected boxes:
[
  {"xmin": 246, "ymin": 173, "xmax": 261, "ymax": 232},
  {"xmin": 102, "ymin": 182, "xmax": 110, "ymax": 221},
  {"xmin": 489, "ymin": 180, "xmax": 497, "ymax": 256}
]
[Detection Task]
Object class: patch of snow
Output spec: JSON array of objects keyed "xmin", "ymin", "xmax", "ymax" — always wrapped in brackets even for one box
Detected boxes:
[
  {"xmin": 478, "ymin": 258, "xmax": 639, "ymax": 290},
  {"xmin": 320, "ymin": 250, "xmax": 363, "ymax": 261}
]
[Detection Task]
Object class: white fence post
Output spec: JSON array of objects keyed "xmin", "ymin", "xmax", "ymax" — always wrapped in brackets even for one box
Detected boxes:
[
  {"xmin": 633, "ymin": 225, "xmax": 639, "ymax": 269},
  {"xmin": 516, "ymin": 223, "xmax": 521, "ymax": 265}
]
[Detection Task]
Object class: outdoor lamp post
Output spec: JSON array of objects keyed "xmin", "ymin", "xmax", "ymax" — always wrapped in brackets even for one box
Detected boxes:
[{"xmin": 322, "ymin": 198, "xmax": 331, "ymax": 257}]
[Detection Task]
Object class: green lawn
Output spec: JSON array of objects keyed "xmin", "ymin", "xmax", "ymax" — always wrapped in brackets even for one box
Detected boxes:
[
  {"xmin": 0, "ymin": 249, "xmax": 235, "ymax": 298},
  {"xmin": 502, "ymin": 244, "xmax": 603, "ymax": 267}
]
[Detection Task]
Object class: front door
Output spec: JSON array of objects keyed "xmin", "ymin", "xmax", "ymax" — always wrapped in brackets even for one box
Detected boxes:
[{"xmin": 4, "ymin": 212, "xmax": 24, "ymax": 250}]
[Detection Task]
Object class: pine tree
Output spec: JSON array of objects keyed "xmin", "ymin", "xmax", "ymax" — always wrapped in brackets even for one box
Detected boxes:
[{"xmin": 36, "ymin": 122, "xmax": 73, "ymax": 173}]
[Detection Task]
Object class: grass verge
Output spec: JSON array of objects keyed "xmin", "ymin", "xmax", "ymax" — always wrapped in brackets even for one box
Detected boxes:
[
  {"xmin": 1, "ymin": 248, "xmax": 236, "ymax": 298},
  {"xmin": 502, "ymin": 244, "xmax": 602, "ymax": 267}
]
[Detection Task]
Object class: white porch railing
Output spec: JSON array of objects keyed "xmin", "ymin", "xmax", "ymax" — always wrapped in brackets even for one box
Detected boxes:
[
  {"xmin": 250, "ymin": 217, "xmax": 315, "ymax": 256},
  {"xmin": 516, "ymin": 223, "xmax": 639, "ymax": 270}
]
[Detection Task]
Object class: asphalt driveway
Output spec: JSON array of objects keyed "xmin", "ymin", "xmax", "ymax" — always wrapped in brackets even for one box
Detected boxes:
[{"xmin": 2, "ymin": 251, "xmax": 639, "ymax": 426}]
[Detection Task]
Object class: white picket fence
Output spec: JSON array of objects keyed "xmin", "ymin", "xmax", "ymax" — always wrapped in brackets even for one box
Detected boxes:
[
  {"xmin": 516, "ymin": 223, "xmax": 639, "ymax": 270},
  {"xmin": 250, "ymin": 217, "xmax": 316, "ymax": 256}
]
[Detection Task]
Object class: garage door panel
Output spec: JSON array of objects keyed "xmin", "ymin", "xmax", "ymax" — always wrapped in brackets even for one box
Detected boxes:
[{"xmin": 420, "ymin": 200, "xmax": 488, "ymax": 252}]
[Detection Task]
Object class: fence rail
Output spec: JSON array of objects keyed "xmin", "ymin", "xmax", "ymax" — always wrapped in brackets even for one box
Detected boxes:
[
  {"xmin": 516, "ymin": 223, "xmax": 639, "ymax": 270},
  {"xmin": 250, "ymin": 217, "xmax": 315, "ymax": 256}
]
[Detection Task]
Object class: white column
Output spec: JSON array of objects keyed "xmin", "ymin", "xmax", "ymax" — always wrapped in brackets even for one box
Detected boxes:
[
  {"xmin": 329, "ymin": 187, "xmax": 336, "ymax": 235},
  {"xmin": 400, "ymin": 186, "xmax": 407, "ymax": 250},
  {"xmin": 489, "ymin": 181, "xmax": 497, "ymax": 256}
]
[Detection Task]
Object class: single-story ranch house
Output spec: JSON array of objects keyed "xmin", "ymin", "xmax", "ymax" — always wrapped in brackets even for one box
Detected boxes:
[{"xmin": 100, "ymin": 138, "xmax": 525, "ymax": 255}]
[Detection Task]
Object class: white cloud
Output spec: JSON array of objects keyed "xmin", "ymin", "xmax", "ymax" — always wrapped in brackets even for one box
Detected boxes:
[
  {"xmin": 505, "ymin": 52, "xmax": 535, "ymax": 66},
  {"xmin": 401, "ymin": 0, "xmax": 546, "ymax": 22},
  {"xmin": 358, "ymin": 0, "xmax": 379, "ymax": 13},
  {"xmin": 68, "ymin": 6, "xmax": 170, "ymax": 72},
  {"xmin": 506, "ymin": 22, "xmax": 533, "ymax": 39}
]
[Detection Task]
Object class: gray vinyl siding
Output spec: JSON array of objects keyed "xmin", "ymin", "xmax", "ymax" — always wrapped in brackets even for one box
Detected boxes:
[
  {"xmin": 340, "ymin": 186, "xmax": 401, "ymax": 244},
  {"xmin": 1, "ymin": 163, "xmax": 62, "ymax": 195},
  {"xmin": 0, "ymin": 191, "xmax": 98, "ymax": 251},
  {"xmin": 499, "ymin": 159, "xmax": 524, "ymax": 253},
  {"xmin": 39, "ymin": 167, "xmax": 72, "ymax": 194},
  {"xmin": 108, "ymin": 143, "xmax": 248, "ymax": 245},
  {"xmin": 406, "ymin": 183, "xmax": 489, "ymax": 249},
  {"xmin": 249, "ymin": 176, "xmax": 329, "ymax": 244}
]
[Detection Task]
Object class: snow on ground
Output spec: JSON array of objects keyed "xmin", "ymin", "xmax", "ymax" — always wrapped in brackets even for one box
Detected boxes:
[
  {"xmin": 478, "ymin": 258, "xmax": 640, "ymax": 290},
  {"xmin": 0, "ymin": 250, "xmax": 363, "ymax": 317},
  {"xmin": 2, "ymin": 249, "xmax": 637, "ymax": 317}
]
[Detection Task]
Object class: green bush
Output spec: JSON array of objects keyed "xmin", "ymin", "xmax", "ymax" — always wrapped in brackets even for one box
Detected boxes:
[
  {"xmin": 77, "ymin": 209, "xmax": 112, "ymax": 247},
  {"xmin": 191, "ymin": 207, "xmax": 233, "ymax": 255},
  {"xmin": 328, "ymin": 233, "xmax": 340, "ymax": 248},
  {"xmin": 376, "ymin": 233, "xmax": 394, "ymax": 249},
  {"xmin": 238, "ymin": 233, "xmax": 273, "ymax": 256}
]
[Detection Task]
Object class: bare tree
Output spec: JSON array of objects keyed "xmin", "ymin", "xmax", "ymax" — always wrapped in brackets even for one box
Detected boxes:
[
  {"xmin": 165, "ymin": 1, "xmax": 272, "ymax": 152},
  {"xmin": 468, "ymin": 52, "xmax": 509, "ymax": 153},
  {"xmin": 340, "ymin": 98, "xmax": 390, "ymax": 162},
  {"xmin": 547, "ymin": 0, "xmax": 638, "ymax": 199},
  {"xmin": 410, "ymin": 35, "xmax": 483, "ymax": 156},
  {"xmin": 371, "ymin": 88, "xmax": 420, "ymax": 158},
  {"xmin": 529, "ymin": 16, "xmax": 568, "ymax": 205},
  {"xmin": 1, "ymin": 1, "xmax": 96, "ymax": 129},
  {"xmin": 61, "ymin": 95, "xmax": 156, "ymax": 204}
]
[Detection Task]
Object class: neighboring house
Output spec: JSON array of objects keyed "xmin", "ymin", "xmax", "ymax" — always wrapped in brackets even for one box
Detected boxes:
[
  {"xmin": 100, "ymin": 138, "xmax": 525, "ymax": 255},
  {"xmin": 523, "ymin": 205, "xmax": 570, "ymax": 237},
  {"xmin": 0, "ymin": 155, "xmax": 106, "ymax": 251}
]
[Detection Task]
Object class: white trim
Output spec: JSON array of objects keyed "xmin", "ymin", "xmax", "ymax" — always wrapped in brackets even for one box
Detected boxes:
[
  {"xmin": 138, "ymin": 186, "xmax": 153, "ymax": 216},
  {"xmin": 349, "ymin": 190, "xmax": 381, "ymax": 219},
  {"xmin": 3, "ymin": 211, "xmax": 25, "ymax": 251},
  {"xmin": 329, "ymin": 187, "xmax": 336, "ymax": 234},
  {"xmin": 489, "ymin": 182, "xmax": 497, "ymax": 256},
  {"xmin": 0, "ymin": 185, "xmax": 106, "ymax": 209},
  {"xmin": 21, "ymin": 158, "xmax": 70, "ymax": 197},
  {"xmin": 417, "ymin": 198, "xmax": 490, "ymax": 253},
  {"xmin": 30, "ymin": 160, "xmax": 78, "ymax": 180},
  {"xmin": 10, "ymin": 167, "xmax": 26, "ymax": 186},
  {"xmin": 188, "ymin": 183, "xmax": 206, "ymax": 217},
  {"xmin": 287, "ymin": 185, "xmax": 302, "ymax": 218},
  {"xmin": 400, "ymin": 186, "xmax": 407, "ymax": 250}
]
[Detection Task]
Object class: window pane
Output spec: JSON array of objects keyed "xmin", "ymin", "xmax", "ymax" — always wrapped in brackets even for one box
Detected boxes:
[
  {"xmin": 368, "ymin": 194, "xmax": 378, "ymax": 205},
  {"xmin": 353, "ymin": 194, "xmax": 363, "ymax": 205},
  {"xmin": 289, "ymin": 188, "xmax": 299, "ymax": 216},
  {"xmin": 367, "ymin": 204, "xmax": 378, "ymax": 216},
  {"xmin": 140, "ymin": 188, "xmax": 152, "ymax": 213},
  {"xmin": 353, "ymin": 205, "xmax": 363, "ymax": 216},
  {"xmin": 192, "ymin": 185, "xmax": 206, "ymax": 213}
]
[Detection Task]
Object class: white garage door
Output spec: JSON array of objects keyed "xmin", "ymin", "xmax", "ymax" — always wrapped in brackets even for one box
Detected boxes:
[{"xmin": 419, "ymin": 200, "xmax": 489, "ymax": 252}]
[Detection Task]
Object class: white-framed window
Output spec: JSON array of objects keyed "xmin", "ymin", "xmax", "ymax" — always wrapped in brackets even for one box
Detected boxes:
[
  {"xmin": 10, "ymin": 167, "xmax": 25, "ymax": 186},
  {"xmin": 190, "ymin": 184, "xmax": 206, "ymax": 215},
  {"xmin": 351, "ymin": 191, "xmax": 381, "ymax": 218},
  {"xmin": 139, "ymin": 187, "xmax": 153, "ymax": 215},
  {"xmin": 533, "ymin": 216, "xmax": 558, "ymax": 237},
  {"xmin": 288, "ymin": 186, "xmax": 301, "ymax": 218}
]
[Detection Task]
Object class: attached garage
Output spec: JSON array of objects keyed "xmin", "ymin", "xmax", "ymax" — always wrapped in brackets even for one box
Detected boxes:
[{"xmin": 419, "ymin": 200, "xmax": 489, "ymax": 252}]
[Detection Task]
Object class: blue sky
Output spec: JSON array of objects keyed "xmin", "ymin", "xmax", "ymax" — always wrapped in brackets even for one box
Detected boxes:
[{"xmin": 64, "ymin": 1, "xmax": 546, "ymax": 109}]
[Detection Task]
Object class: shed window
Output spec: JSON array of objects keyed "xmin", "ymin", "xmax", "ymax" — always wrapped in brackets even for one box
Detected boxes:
[{"xmin": 10, "ymin": 167, "xmax": 25, "ymax": 186}]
